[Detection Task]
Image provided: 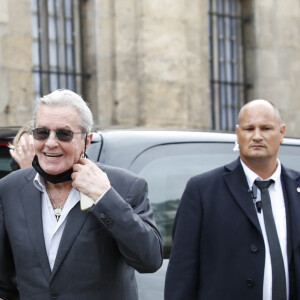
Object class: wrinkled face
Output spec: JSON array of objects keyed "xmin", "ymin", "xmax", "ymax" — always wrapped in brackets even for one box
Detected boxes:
[
  {"xmin": 236, "ymin": 101, "xmax": 285, "ymax": 165},
  {"xmin": 34, "ymin": 105, "xmax": 91, "ymax": 175}
]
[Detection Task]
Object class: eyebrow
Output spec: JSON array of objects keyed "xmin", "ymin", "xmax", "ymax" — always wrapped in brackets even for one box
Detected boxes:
[{"xmin": 241, "ymin": 123, "xmax": 276, "ymax": 127}]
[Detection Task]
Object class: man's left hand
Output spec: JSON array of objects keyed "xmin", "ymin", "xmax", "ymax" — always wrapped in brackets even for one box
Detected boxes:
[{"xmin": 72, "ymin": 158, "xmax": 111, "ymax": 202}]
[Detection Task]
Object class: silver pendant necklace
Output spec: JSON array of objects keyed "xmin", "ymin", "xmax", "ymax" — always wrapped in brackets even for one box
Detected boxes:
[
  {"xmin": 53, "ymin": 207, "xmax": 63, "ymax": 221},
  {"xmin": 47, "ymin": 186, "xmax": 72, "ymax": 221}
]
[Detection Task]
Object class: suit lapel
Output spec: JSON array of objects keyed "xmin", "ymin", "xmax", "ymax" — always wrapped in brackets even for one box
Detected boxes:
[
  {"xmin": 281, "ymin": 167, "xmax": 300, "ymax": 256},
  {"xmin": 50, "ymin": 201, "xmax": 89, "ymax": 280},
  {"xmin": 280, "ymin": 166, "xmax": 300, "ymax": 297},
  {"xmin": 20, "ymin": 172, "xmax": 52, "ymax": 280},
  {"xmin": 223, "ymin": 158, "xmax": 261, "ymax": 233}
]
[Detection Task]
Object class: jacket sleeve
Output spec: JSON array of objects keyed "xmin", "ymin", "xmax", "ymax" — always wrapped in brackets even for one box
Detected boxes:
[
  {"xmin": 90, "ymin": 176, "xmax": 163, "ymax": 273},
  {"xmin": 0, "ymin": 197, "xmax": 19, "ymax": 300},
  {"xmin": 165, "ymin": 177, "xmax": 202, "ymax": 300}
]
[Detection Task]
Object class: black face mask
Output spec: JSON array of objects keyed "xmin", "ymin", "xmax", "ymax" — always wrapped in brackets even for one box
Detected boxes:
[{"xmin": 32, "ymin": 155, "xmax": 73, "ymax": 184}]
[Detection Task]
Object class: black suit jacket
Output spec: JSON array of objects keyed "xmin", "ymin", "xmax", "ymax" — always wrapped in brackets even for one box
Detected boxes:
[
  {"xmin": 0, "ymin": 163, "xmax": 163, "ymax": 300},
  {"xmin": 165, "ymin": 158, "xmax": 300, "ymax": 300}
]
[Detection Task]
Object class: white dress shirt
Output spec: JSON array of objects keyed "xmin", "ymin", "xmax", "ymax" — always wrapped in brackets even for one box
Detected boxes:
[
  {"xmin": 33, "ymin": 173, "xmax": 106, "ymax": 270},
  {"xmin": 33, "ymin": 174, "xmax": 80, "ymax": 270},
  {"xmin": 241, "ymin": 160, "xmax": 289, "ymax": 300}
]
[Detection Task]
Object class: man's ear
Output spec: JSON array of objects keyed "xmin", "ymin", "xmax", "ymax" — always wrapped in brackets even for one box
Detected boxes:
[
  {"xmin": 235, "ymin": 125, "xmax": 239, "ymax": 144},
  {"xmin": 81, "ymin": 133, "xmax": 93, "ymax": 157},
  {"xmin": 85, "ymin": 133, "xmax": 93, "ymax": 149},
  {"xmin": 279, "ymin": 124, "xmax": 285, "ymax": 144}
]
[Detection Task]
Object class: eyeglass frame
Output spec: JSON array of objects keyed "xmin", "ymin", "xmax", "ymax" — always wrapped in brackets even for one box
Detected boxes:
[{"xmin": 32, "ymin": 127, "xmax": 86, "ymax": 142}]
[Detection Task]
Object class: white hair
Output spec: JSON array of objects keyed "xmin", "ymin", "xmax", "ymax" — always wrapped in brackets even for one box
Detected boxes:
[{"xmin": 33, "ymin": 89, "xmax": 94, "ymax": 133}]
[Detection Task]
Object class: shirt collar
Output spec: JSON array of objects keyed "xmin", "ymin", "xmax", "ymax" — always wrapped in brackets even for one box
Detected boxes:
[
  {"xmin": 33, "ymin": 173, "xmax": 80, "ymax": 206},
  {"xmin": 240, "ymin": 159, "xmax": 281, "ymax": 191},
  {"xmin": 33, "ymin": 173, "xmax": 46, "ymax": 192}
]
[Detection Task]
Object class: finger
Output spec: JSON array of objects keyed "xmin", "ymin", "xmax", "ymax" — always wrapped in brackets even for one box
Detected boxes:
[
  {"xmin": 77, "ymin": 157, "xmax": 89, "ymax": 165},
  {"xmin": 9, "ymin": 149, "xmax": 21, "ymax": 163},
  {"xmin": 19, "ymin": 136, "xmax": 27, "ymax": 149},
  {"xmin": 72, "ymin": 162, "xmax": 83, "ymax": 173},
  {"xmin": 9, "ymin": 149, "xmax": 17, "ymax": 159},
  {"xmin": 18, "ymin": 137, "xmax": 29, "ymax": 155},
  {"xmin": 77, "ymin": 157, "xmax": 104, "ymax": 172},
  {"xmin": 27, "ymin": 135, "xmax": 35, "ymax": 154},
  {"xmin": 17, "ymin": 146, "xmax": 23, "ymax": 156},
  {"xmin": 73, "ymin": 159, "xmax": 91, "ymax": 173}
]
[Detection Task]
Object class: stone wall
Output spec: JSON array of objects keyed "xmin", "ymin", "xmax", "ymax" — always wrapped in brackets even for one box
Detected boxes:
[
  {"xmin": 84, "ymin": 0, "xmax": 300, "ymax": 135},
  {"xmin": 249, "ymin": 0, "xmax": 300, "ymax": 136},
  {"xmin": 84, "ymin": 0, "xmax": 210, "ymax": 129},
  {"xmin": 0, "ymin": 0, "xmax": 299, "ymax": 137},
  {"xmin": 0, "ymin": 0, "xmax": 33, "ymax": 126}
]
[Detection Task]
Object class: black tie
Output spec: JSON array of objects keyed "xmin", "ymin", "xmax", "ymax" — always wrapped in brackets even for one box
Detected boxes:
[{"xmin": 254, "ymin": 180, "xmax": 286, "ymax": 300}]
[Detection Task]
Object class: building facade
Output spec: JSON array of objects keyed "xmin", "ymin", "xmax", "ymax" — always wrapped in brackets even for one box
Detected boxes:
[{"xmin": 0, "ymin": 0, "xmax": 299, "ymax": 136}]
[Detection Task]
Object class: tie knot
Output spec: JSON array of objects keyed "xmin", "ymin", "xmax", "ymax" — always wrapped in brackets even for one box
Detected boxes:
[{"xmin": 254, "ymin": 179, "xmax": 274, "ymax": 190}]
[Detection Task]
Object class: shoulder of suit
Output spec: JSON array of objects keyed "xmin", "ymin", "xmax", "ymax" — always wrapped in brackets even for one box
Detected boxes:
[
  {"xmin": 0, "ymin": 167, "xmax": 36, "ymax": 187},
  {"xmin": 189, "ymin": 158, "xmax": 240, "ymax": 182},
  {"xmin": 190, "ymin": 164, "xmax": 229, "ymax": 182},
  {"xmin": 281, "ymin": 164, "xmax": 300, "ymax": 180},
  {"xmin": 95, "ymin": 161, "xmax": 143, "ymax": 181}
]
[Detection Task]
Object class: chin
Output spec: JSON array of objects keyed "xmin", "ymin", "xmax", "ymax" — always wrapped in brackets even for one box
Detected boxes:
[
  {"xmin": 43, "ymin": 169, "xmax": 61, "ymax": 175},
  {"xmin": 248, "ymin": 150, "xmax": 267, "ymax": 157},
  {"xmin": 247, "ymin": 155, "xmax": 269, "ymax": 162},
  {"xmin": 41, "ymin": 165, "xmax": 68, "ymax": 175}
]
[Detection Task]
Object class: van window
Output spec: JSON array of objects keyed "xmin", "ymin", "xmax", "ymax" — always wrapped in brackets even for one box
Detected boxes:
[
  {"xmin": 279, "ymin": 145, "xmax": 300, "ymax": 171},
  {"xmin": 130, "ymin": 142, "xmax": 300, "ymax": 258},
  {"xmin": 130, "ymin": 142, "xmax": 238, "ymax": 258}
]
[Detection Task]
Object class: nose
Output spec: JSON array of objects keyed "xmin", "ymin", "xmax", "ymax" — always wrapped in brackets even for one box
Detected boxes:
[
  {"xmin": 252, "ymin": 128, "xmax": 263, "ymax": 141},
  {"xmin": 44, "ymin": 131, "xmax": 59, "ymax": 147}
]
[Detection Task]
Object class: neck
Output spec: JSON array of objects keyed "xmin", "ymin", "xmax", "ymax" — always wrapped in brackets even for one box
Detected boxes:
[
  {"xmin": 46, "ymin": 180, "xmax": 72, "ymax": 191},
  {"xmin": 46, "ymin": 181, "xmax": 72, "ymax": 211},
  {"xmin": 241, "ymin": 157, "xmax": 278, "ymax": 179}
]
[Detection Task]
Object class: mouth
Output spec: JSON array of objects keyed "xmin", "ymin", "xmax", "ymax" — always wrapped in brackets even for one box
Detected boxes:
[
  {"xmin": 251, "ymin": 144, "xmax": 265, "ymax": 149},
  {"xmin": 44, "ymin": 153, "xmax": 63, "ymax": 158}
]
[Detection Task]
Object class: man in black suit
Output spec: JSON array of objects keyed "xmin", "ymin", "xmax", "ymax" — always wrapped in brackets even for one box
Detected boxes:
[
  {"xmin": 0, "ymin": 89, "xmax": 163, "ymax": 300},
  {"xmin": 165, "ymin": 100, "xmax": 300, "ymax": 300}
]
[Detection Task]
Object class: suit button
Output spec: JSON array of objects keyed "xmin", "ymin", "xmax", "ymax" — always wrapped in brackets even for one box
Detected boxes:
[
  {"xmin": 250, "ymin": 244, "xmax": 258, "ymax": 253},
  {"xmin": 246, "ymin": 279, "xmax": 254, "ymax": 287},
  {"xmin": 104, "ymin": 218, "xmax": 113, "ymax": 228},
  {"xmin": 50, "ymin": 291, "xmax": 59, "ymax": 298},
  {"xmin": 99, "ymin": 213, "xmax": 106, "ymax": 219}
]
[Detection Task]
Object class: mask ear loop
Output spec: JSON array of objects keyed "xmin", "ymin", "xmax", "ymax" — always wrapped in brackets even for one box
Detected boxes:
[
  {"xmin": 83, "ymin": 133, "xmax": 88, "ymax": 158},
  {"xmin": 78, "ymin": 133, "xmax": 88, "ymax": 161}
]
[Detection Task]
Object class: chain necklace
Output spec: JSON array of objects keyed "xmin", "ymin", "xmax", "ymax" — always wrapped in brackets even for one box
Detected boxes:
[{"xmin": 47, "ymin": 186, "xmax": 72, "ymax": 221}]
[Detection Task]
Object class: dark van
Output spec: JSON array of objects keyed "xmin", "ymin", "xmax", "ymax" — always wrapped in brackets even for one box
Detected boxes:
[{"xmin": 1, "ymin": 128, "xmax": 300, "ymax": 299}]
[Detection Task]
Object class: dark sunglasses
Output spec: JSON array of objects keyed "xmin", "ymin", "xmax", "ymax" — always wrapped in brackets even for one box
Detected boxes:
[{"xmin": 32, "ymin": 128, "xmax": 85, "ymax": 142}]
